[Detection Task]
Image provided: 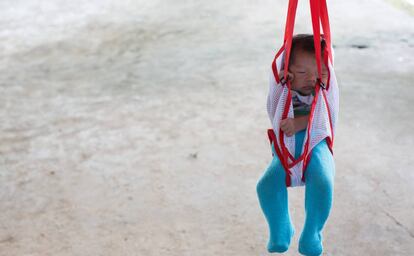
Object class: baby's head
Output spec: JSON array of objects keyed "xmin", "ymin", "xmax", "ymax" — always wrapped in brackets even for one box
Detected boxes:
[{"xmin": 283, "ymin": 34, "xmax": 328, "ymax": 96}]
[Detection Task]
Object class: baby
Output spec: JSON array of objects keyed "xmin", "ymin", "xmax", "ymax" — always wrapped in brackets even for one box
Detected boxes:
[
  {"xmin": 256, "ymin": 34, "xmax": 335, "ymax": 256},
  {"xmin": 278, "ymin": 34, "xmax": 328, "ymax": 137}
]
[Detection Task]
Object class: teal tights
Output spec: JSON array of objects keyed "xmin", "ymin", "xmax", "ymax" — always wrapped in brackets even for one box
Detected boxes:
[{"xmin": 256, "ymin": 130, "xmax": 335, "ymax": 255}]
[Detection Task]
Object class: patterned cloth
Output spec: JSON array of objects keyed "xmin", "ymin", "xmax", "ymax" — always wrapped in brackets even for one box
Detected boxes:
[{"xmin": 291, "ymin": 90, "xmax": 314, "ymax": 116}]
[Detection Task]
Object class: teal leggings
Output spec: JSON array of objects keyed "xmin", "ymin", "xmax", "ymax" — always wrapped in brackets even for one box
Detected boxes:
[{"xmin": 256, "ymin": 130, "xmax": 335, "ymax": 255}]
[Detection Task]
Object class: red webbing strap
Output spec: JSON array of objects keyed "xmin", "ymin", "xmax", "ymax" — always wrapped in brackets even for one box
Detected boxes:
[
  {"xmin": 283, "ymin": 0, "xmax": 298, "ymax": 83},
  {"xmin": 279, "ymin": 0, "xmax": 319, "ymax": 175},
  {"xmin": 303, "ymin": 82, "xmax": 320, "ymax": 161},
  {"xmin": 268, "ymin": 129, "xmax": 292, "ymax": 187},
  {"xmin": 320, "ymin": 2, "xmax": 334, "ymax": 150},
  {"xmin": 301, "ymin": 0, "xmax": 332, "ymax": 182},
  {"xmin": 269, "ymin": 0, "xmax": 299, "ymax": 178},
  {"xmin": 278, "ymin": 81, "xmax": 295, "ymax": 166},
  {"xmin": 310, "ymin": 0, "xmax": 323, "ymax": 80},
  {"xmin": 323, "ymin": 46, "xmax": 331, "ymax": 90},
  {"xmin": 300, "ymin": 85, "xmax": 322, "ymax": 182},
  {"xmin": 272, "ymin": 45, "xmax": 286, "ymax": 84},
  {"xmin": 319, "ymin": 0, "xmax": 333, "ymax": 63},
  {"xmin": 322, "ymin": 90, "xmax": 334, "ymax": 149},
  {"xmin": 322, "ymin": 46, "xmax": 334, "ymax": 147},
  {"xmin": 301, "ymin": 90, "xmax": 333, "ymax": 183},
  {"xmin": 321, "ymin": 0, "xmax": 335, "ymax": 151},
  {"xmin": 284, "ymin": 0, "xmax": 297, "ymax": 42},
  {"xmin": 278, "ymin": 0, "xmax": 298, "ymax": 167}
]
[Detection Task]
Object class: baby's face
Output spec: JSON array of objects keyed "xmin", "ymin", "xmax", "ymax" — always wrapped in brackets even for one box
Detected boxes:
[{"xmin": 289, "ymin": 49, "xmax": 328, "ymax": 96}]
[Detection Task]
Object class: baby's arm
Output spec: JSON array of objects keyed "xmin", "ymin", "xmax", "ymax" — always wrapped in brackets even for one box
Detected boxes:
[
  {"xmin": 293, "ymin": 114, "xmax": 309, "ymax": 132},
  {"xmin": 280, "ymin": 115, "xmax": 309, "ymax": 137}
]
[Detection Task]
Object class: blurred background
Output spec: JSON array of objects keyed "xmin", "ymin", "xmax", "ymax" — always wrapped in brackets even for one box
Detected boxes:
[{"xmin": 0, "ymin": 0, "xmax": 413, "ymax": 255}]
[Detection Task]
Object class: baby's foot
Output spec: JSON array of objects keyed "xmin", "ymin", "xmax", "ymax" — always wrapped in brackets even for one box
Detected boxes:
[
  {"xmin": 298, "ymin": 232, "xmax": 323, "ymax": 256},
  {"xmin": 267, "ymin": 223, "xmax": 295, "ymax": 253}
]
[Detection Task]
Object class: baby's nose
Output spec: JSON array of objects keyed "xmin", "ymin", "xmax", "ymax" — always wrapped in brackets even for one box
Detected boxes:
[{"xmin": 307, "ymin": 73, "xmax": 318, "ymax": 83}]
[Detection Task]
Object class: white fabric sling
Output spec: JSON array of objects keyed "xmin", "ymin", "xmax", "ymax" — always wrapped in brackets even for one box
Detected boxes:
[{"xmin": 266, "ymin": 43, "xmax": 339, "ymax": 187}]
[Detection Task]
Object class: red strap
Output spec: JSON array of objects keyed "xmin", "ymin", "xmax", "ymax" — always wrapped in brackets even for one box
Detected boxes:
[
  {"xmin": 284, "ymin": 0, "xmax": 299, "ymax": 42},
  {"xmin": 272, "ymin": 45, "xmax": 286, "ymax": 84},
  {"xmin": 322, "ymin": 90, "xmax": 334, "ymax": 147},
  {"xmin": 319, "ymin": 0, "xmax": 333, "ymax": 63},
  {"xmin": 283, "ymin": 0, "xmax": 298, "ymax": 82},
  {"xmin": 268, "ymin": 129, "xmax": 292, "ymax": 187},
  {"xmin": 310, "ymin": 0, "xmax": 323, "ymax": 80},
  {"xmin": 323, "ymin": 46, "xmax": 331, "ymax": 90}
]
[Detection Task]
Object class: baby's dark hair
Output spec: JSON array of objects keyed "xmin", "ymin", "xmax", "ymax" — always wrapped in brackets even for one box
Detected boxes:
[{"xmin": 288, "ymin": 34, "xmax": 326, "ymax": 67}]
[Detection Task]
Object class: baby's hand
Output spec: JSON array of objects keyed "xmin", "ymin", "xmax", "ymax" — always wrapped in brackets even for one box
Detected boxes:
[
  {"xmin": 278, "ymin": 70, "xmax": 293, "ymax": 84},
  {"xmin": 280, "ymin": 118, "xmax": 295, "ymax": 137}
]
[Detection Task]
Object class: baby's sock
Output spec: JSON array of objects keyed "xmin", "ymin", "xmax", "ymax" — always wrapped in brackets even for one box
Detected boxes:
[
  {"xmin": 298, "ymin": 139, "xmax": 335, "ymax": 256},
  {"xmin": 256, "ymin": 147, "xmax": 295, "ymax": 253}
]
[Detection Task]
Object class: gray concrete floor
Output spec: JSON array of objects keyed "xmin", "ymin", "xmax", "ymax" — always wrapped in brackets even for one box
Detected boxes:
[{"xmin": 0, "ymin": 0, "xmax": 413, "ymax": 255}]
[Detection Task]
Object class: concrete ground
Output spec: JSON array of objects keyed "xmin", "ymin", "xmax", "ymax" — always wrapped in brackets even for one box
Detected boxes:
[{"xmin": 0, "ymin": 0, "xmax": 413, "ymax": 255}]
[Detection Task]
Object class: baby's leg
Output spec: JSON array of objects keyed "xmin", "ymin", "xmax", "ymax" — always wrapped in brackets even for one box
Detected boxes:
[
  {"xmin": 256, "ymin": 143, "xmax": 295, "ymax": 253},
  {"xmin": 298, "ymin": 139, "xmax": 335, "ymax": 256}
]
